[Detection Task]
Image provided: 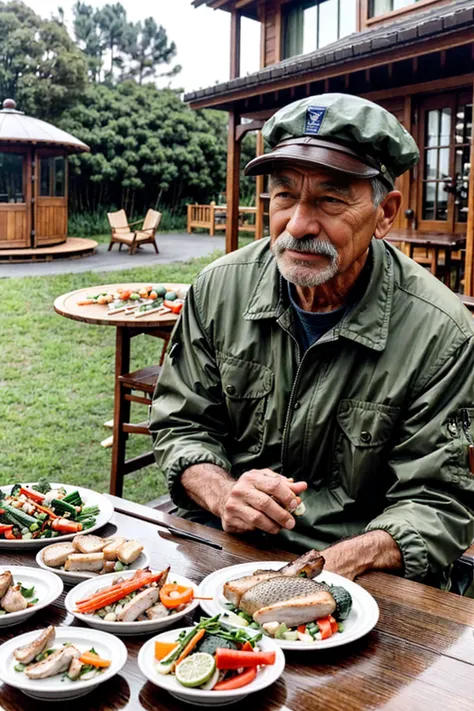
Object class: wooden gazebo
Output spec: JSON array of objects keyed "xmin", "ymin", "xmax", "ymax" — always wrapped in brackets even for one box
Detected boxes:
[{"xmin": 0, "ymin": 98, "xmax": 91, "ymax": 257}]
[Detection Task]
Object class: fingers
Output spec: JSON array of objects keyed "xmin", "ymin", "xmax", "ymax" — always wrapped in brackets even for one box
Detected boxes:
[
  {"xmin": 242, "ymin": 488, "xmax": 295, "ymax": 530},
  {"xmin": 243, "ymin": 469, "xmax": 303, "ymax": 511},
  {"xmin": 222, "ymin": 505, "xmax": 280, "ymax": 535}
]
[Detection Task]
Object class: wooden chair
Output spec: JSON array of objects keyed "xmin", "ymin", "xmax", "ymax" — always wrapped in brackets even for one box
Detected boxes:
[
  {"xmin": 109, "ymin": 331, "xmax": 171, "ymax": 498},
  {"xmin": 107, "ymin": 208, "xmax": 161, "ymax": 255}
]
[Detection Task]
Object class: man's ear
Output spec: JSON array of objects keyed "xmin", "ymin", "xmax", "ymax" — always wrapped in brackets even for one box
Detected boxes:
[{"xmin": 374, "ymin": 191, "xmax": 402, "ymax": 240}]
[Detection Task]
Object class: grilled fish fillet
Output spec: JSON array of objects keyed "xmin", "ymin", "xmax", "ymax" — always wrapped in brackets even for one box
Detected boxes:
[
  {"xmin": 14, "ymin": 626, "xmax": 56, "ymax": 665},
  {"xmin": 223, "ymin": 550, "xmax": 325, "ymax": 607},
  {"xmin": 254, "ymin": 591, "xmax": 336, "ymax": 626},
  {"xmin": 25, "ymin": 645, "xmax": 81, "ymax": 679},
  {"xmin": 0, "ymin": 571, "xmax": 12, "ymax": 598}
]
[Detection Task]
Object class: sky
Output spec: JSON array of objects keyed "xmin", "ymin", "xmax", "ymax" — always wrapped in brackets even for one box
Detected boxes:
[{"xmin": 26, "ymin": 0, "xmax": 261, "ymax": 95}]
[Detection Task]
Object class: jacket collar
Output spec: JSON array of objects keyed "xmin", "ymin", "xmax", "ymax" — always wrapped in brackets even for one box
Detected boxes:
[{"xmin": 243, "ymin": 237, "xmax": 393, "ymax": 352}]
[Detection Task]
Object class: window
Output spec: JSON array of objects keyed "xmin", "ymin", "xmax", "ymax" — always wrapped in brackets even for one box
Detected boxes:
[
  {"xmin": 39, "ymin": 156, "xmax": 66, "ymax": 197},
  {"xmin": 0, "ymin": 152, "xmax": 24, "ymax": 203},
  {"xmin": 283, "ymin": 0, "xmax": 356, "ymax": 59},
  {"xmin": 369, "ymin": 0, "xmax": 421, "ymax": 19}
]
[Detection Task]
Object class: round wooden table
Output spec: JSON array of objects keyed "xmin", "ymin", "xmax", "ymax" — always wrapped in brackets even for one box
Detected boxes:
[{"xmin": 54, "ymin": 283, "xmax": 188, "ymax": 495}]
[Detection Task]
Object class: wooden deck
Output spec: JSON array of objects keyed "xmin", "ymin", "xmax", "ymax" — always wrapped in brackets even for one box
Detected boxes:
[{"xmin": 0, "ymin": 237, "xmax": 97, "ymax": 263}]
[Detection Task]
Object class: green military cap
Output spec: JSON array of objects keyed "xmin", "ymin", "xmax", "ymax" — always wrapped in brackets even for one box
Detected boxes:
[{"xmin": 245, "ymin": 93, "xmax": 420, "ymax": 188}]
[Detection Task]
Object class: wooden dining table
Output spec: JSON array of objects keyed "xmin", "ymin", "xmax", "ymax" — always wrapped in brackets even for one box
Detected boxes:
[{"xmin": 1, "ymin": 495, "xmax": 474, "ymax": 711}]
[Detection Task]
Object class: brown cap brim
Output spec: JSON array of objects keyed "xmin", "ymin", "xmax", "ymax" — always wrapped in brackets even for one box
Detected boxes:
[{"xmin": 244, "ymin": 137, "xmax": 382, "ymax": 181}]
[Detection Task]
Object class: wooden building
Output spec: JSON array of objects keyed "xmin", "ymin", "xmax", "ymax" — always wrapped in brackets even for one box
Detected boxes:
[
  {"xmin": 0, "ymin": 99, "xmax": 89, "ymax": 252},
  {"xmin": 186, "ymin": 0, "xmax": 474, "ymax": 293}
]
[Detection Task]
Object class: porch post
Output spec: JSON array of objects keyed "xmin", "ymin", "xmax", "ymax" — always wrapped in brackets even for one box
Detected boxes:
[
  {"xmin": 226, "ymin": 109, "xmax": 241, "ymax": 253},
  {"xmin": 464, "ymin": 79, "xmax": 474, "ymax": 296},
  {"xmin": 230, "ymin": 9, "xmax": 241, "ymax": 80},
  {"xmin": 255, "ymin": 131, "xmax": 265, "ymax": 240}
]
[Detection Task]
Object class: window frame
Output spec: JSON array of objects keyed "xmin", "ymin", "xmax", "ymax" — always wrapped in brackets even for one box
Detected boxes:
[
  {"xmin": 282, "ymin": 0, "xmax": 355, "ymax": 60},
  {"xmin": 39, "ymin": 154, "xmax": 67, "ymax": 199},
  {"xmin": 364, "ymin": 0, "xmax": 445, "ymax": 27}
]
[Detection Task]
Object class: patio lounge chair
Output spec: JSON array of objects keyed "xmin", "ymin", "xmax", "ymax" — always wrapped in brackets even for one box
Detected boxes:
[{"xmin": 107, "ymin": 208, "xmax": 161, "ymax": 254}]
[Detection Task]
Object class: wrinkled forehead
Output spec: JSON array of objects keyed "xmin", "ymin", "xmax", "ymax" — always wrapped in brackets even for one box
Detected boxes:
[{"xmin": 269, "ymin": 165, "xmax": 362, "ymax": 195}]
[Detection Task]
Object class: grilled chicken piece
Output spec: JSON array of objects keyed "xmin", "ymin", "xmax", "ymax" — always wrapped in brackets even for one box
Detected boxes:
[
  {"xmin": 25, "ymin": 646, "xmax": 81, "ymax": 679},
  {"xmin": 64, "ymin": 552, "xmax": 104, "ymax": 572},
  {"xmin": 67, "ymin": 657, "xmax": 83, "ymax": 680},
  {"xmin": 1, "ymin": 585, "xmax": 27, "ymax": 613},
  {"xmin": 72, "ymin": 535, "xmax": 106, "ymax": 554},
  {"xmin": 240, "ymin": 576, "xmax": 336, "ymax": 627},
  {"xmin": 42, "ymin": 543, "xmax": 76, "ymax": 568},
  {"xmin": 145, "ymin": 602, "xmax": 169, "ymax": 620},
  {"xmin": 0, "ymin": 571, "xmax": 13, "ymax": 598},
  {"xmin": 117, "ymin": 587, "xmax": 159, "ymax": 621},
  {"xmin": 14, "ymin": 626, "xmax": 56, "ymax": 665},
  {"xmin": 117, "ymin": 540, "xmax": 143, "ymax": 565},
  {"xmin": 102, "ymin": 537, "xmax": 127, "ymax": 561},
  {"xmin": 223, "ymin": 551, "xmax": 325, "ymax": 607}
]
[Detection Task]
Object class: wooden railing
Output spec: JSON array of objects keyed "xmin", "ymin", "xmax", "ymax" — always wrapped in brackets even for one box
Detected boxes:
[{"xmin": 187, "ymin": 203, "xmax": 257, "ymax": 236}]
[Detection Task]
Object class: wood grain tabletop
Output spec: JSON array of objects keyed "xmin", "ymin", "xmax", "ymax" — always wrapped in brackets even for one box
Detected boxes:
[{"xmin": 1, "ymin": 497, "xmax": 474, "ymax": 711}]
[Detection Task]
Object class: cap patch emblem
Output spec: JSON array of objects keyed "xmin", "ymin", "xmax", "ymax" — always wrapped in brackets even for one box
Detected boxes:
[{"xmin": 305, "ymin": 106, "xmax": 327, "ymax": 135}]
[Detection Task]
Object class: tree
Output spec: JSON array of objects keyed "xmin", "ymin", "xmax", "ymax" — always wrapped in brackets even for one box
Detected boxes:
[
  {"xmin": 96, "ymin": 3, "xmax": 127, "ymax": 79},
  {"xmin": 0, "ymin": 1, "xmax": 87, "ymax": 119},
  {"xmin": 59, "ymin": 81, "xmax": 227, "ymax": 216},
  {"xmin": 73, "ymin": 2, "xmax": 103, "ymax": 82},
  {"xmin": 123, "ymin": 17, "xmax": 180, "ymax": 85}
]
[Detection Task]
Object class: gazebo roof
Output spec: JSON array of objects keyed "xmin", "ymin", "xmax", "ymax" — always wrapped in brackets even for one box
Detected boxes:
[{"xmin": 0, "ymin": 99, "xmax": 89, "ymax": 154}]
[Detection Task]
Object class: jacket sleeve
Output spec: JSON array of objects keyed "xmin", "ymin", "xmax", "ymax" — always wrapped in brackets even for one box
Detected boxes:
[
  {"xmin": 365, "ymin": 336, "xmax": 474, "ymax": 583},
  {"xmin": 149, "ymin": 279, "xmax": 231, "ymax": 510}
]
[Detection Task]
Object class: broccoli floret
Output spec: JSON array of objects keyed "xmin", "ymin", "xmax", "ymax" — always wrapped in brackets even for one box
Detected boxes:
[{"xmin": 32, "ymin": 478, "xmax": 52, "ymax": 495}]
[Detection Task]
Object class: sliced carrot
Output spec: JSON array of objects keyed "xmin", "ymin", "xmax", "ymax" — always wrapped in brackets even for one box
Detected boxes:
[
  {"xmin": 34, "ymin": 503, "xmax": 60, "ymax": 519},
  {"xmin": 215, "ymin": 649, "xmax": 275, "ymax": 670},
  {"xmin": 76, "ymin": 572, "xmax": 163, "ymax": 613},
  {"xmin": 154, "ymin": 641, "xmax": 178, "ymax": 661},
  {"xmin": 77, "ymin": 569, "xmax": 148, "ymax": 606},
  {"xmin": 20, "ymin": 487, "xmax": 45, "ymax": 503},
  {"xmin": 213, "ymin": 667, "xmax": 257, "ymax": 691},
  {"xmin": 51, "ymin": 518, "xmax": 82, "ymax": 533},
  {"xmin": 175, "ymin": 629, "xmax": 205, "ymax": 666},
  {"xmin": 78, "ymin": 652, "xmax": 111, "ymax": 668},
  {"xmin": 77, "ymin": 299, "xmax": 95, "ymax": 306}
]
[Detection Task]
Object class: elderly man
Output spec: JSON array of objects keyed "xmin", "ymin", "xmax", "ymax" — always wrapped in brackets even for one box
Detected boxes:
[{"xmin": 150, "ymin": 94, "xmax": 474, "ymax": 587}]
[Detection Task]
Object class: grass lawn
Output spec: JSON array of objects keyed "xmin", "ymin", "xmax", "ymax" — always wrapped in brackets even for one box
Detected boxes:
[{"xmin": 0, "ymin": 252, "xmax": 223, "ymax": 504}]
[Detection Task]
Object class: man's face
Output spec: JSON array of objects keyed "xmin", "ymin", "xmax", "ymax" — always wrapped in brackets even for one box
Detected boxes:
[{"xmin": 269, "ymin": 166, "xmax": 381, "ymax": 287}]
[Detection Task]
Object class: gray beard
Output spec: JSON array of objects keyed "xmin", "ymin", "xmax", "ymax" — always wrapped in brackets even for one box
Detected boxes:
[{"xmin": 271, "ymin": 232, "xmax": 339, "ymax": 287}]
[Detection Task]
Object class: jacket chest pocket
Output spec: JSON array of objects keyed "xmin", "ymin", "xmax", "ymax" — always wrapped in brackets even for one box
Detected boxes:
[
  {"xmin": 219, "ymin": 355, "xmax": 274, "ymax": 455},
  {"xmin": 331, "ymin": 399, "xmax": 400, "ymax": 500}
]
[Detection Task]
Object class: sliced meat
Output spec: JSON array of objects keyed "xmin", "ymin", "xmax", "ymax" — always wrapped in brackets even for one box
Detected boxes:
[
  {"xmin": 117, "ymin": 540, "xmax": 143, "ymax": 565},
  {"xmin": 145, "ymin": 602, "xmax": 170, "ymax": 620},
  {"xmin": 253, "ymin": 591, "xmax": 336, "ymax": 627},
  {"xmin": 72, "ymin": 535, "xmax": 106, "ymax": 554},
  {"xmin": 67, "ymin": 657, "xmax": 83, "ymax": 680},
  {"xmin": 102, "ymin": 537, "xmax": 127, "ymax": 561},
  {"xmin": 1, "ymin": 585, "xmax": 27, "ymax": 613},
  {"xmin": 14, "ymin": 626, "xmax": 56, "ymax": 664},
  {"xmin": 0, "ymin": 571, "xmax": 13, "ymax": 598},
  {"xmin": 279, "ymin": 551, "xmax": 325, "ymax": 578},
  {"xmin": 64, "ymin": 552, "xmax": 104, "ymax": 572},
  {"xmin": 42, "ymin": 543, "xmax": 76, "ymax": 568},
  {"xmin": 25, "ymin": 646, "xmax": 81, "ymax": 679},
  {"xmin": 117, "ymin": 587, "xmax": 159, "ymax": 622}
]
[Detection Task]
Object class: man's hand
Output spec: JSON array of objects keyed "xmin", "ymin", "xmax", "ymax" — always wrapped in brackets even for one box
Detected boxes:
[{"xmin": 219, "ymin": 468, "xmax": 307, "ymax": 535}]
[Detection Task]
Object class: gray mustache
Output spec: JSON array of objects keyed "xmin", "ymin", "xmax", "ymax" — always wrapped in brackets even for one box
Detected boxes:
[{"xmin": 273, "ymin": 233, "xmax": 338, "ymax": 259}]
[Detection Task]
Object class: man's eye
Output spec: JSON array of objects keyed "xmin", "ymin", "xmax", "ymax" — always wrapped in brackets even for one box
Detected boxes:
[
  {"xmin": 275, "ymin": 191, "xmax": 293, "ymax": 199},
  {"xmin": 322, "ymin": 196, "xmax": 343, "ymax": 204}
]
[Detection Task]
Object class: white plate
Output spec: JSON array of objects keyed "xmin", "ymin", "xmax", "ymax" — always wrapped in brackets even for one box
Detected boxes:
[
  {"xmin": 138, "ymin": 625, "xmax": 285, "ymax": 706},
  {"xmin": 36, "ymin": 542, "xmax": 151, "ymax": 585},
  {"xmin": 0, "ymin": 483, "xmax": 114, "ymax": 549},
  {"xmin": 65, "ymin": 569, "xmax": 199, "ymax": 636},
  {"xmin": 0, "ymin": 566, "xmax": 63, "ymax": 628},
  {"xmin": 0, "ymin": 626, "xmax": 127, "ymax": 700},
  {"xmin": 198, "ymin": 561, "xmax": 379, "ymax": 650}
]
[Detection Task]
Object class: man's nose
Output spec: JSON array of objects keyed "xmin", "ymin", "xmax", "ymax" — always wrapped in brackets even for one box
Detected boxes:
[{"xmin": 285, "ymin": 201, "xmax": 321, "ymax": 239}]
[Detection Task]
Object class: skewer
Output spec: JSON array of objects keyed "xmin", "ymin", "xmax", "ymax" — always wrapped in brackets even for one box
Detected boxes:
[
  {"xmin": 107, "ymin": 304, "xmax": 141, "ymax": 316},
  {"xmin": 134, "ymin": 306, "xmax": 171, "ymax": 319}
]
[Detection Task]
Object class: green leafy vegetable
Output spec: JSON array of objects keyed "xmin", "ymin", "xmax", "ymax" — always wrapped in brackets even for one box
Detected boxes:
[{"xmin": 32, "ymin": 479, "xmax": 52, "ymax": 494}]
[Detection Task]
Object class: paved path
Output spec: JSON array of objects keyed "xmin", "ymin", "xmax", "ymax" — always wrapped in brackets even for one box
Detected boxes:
[{"xmin": 0, "ymin": 233, "xmax": 225, "ymax": 278}]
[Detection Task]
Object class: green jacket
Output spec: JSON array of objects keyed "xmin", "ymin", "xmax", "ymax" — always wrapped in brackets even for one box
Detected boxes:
[{"xmin": 150, "ymin": 237, "xmax": 474, "ymax": 586}]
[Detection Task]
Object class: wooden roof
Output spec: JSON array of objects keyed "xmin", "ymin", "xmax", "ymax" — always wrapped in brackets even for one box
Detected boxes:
[
  {"xmin": 0, "ymin": 100, "xmax": 89, "ymax": 154},
  {"xmin": 186, "ymin": 0, "xmax": 474, "ymax": 108},
  {"xmin": 192, "ymin": 0, "xmax": 259, "ymax": 20}
]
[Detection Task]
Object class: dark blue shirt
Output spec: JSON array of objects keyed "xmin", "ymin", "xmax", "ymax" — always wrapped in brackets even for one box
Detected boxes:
[{"xmin": 287, "ymin": 282, "xmax": 346, "ymax": 349}]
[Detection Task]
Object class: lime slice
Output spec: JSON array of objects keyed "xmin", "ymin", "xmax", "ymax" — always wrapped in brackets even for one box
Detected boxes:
[{"xmin": 175, "ymin": 653, "xmax": 216, "ymax": 688}]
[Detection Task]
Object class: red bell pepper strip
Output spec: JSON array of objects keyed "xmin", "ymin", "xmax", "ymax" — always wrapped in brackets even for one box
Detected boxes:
[
  {"xmin": 329, "ymin": 615, "xmax": 339, "ymax": 634},
  {"xmin": 0, "ymin": 524, "xmax": 14, "ymax": 537},
  {"xmin": 240, "ymin": 641, "xmax": 254, "ymax": 652},
  {"xmin": 163, "ymin": 300, "xmax": 183, "ymax": 314},
  {"xmin": 213, "ymin": 667, "xmax": 257, "ymax": 691},
  {"xmin": 19, "ymin": 487, "xmax": 45, "ymax": 503},
  {"xmin": 297, "ymin": 625, "xmax": 307, "ymax": 635},
  {"xmin": 316, "ymin": 616, "xmax": 334, "ymax": 640},
  {"xmin": 215, "ymin": 648, "xmax": 275, "ymax": 670}
]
